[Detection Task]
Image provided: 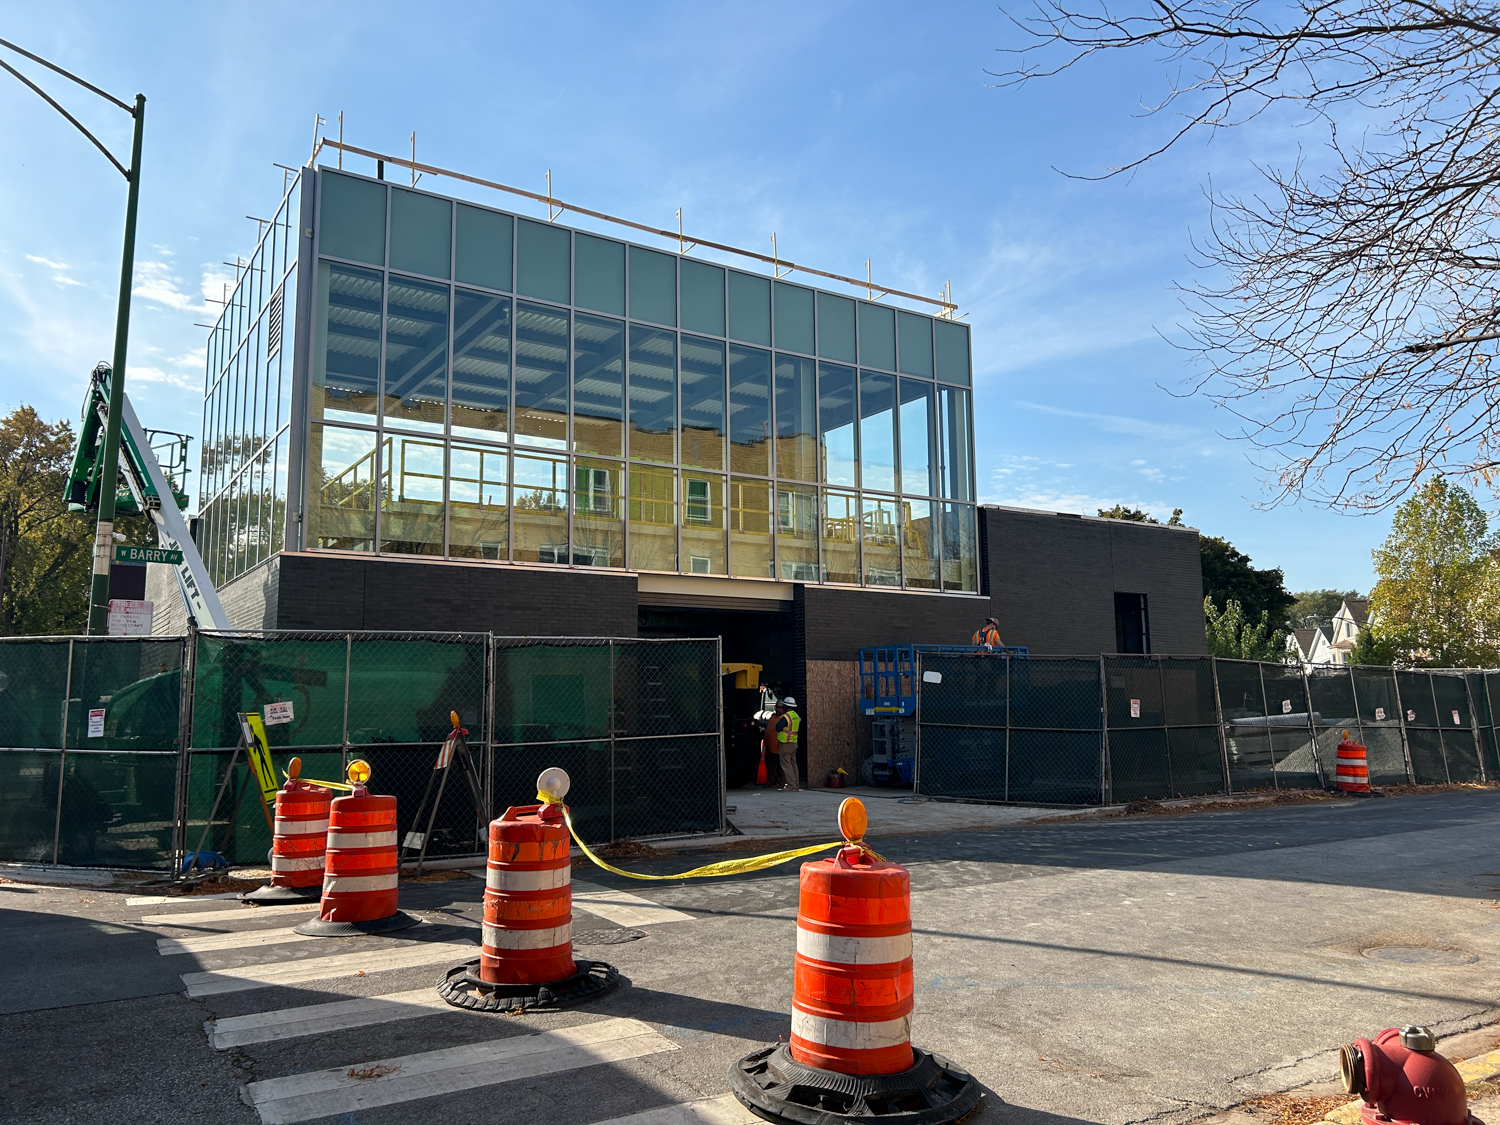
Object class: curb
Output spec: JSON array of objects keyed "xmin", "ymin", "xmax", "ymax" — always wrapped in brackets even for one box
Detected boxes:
[{"xmin": 1325, "ymin": 1047, "xmax": 1500, "ymax": 1122}]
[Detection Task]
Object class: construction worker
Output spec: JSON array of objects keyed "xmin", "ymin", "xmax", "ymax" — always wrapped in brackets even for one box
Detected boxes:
[
  {"xmin": 972, "ymin": 617, "xmax": 1003, "ymax": 650},
  {"xmin": 767, "ymin": 696, "xmax": 801, "ymax": 792}
]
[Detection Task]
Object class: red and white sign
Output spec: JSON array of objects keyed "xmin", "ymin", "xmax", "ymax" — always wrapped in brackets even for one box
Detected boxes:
[
  {"xmin": 1375, "ymin": 707, "xmax": 1386, "ymax": 721},
  {"xmin": 1282, "ymin": 699, "xmax": 1292, "ymax": 714},
  {"xmin": 107, "ymin": 598, "xmax": 153, "ymax": 636},
  {"xmin": 263, "ymin": 700, "xmax": 295, "ymax": 726},
  {"xmin": 1453, "ymin": 710, "xmax": 1463, "ymax": 726},
  {"xmin": 87, "ymin": 708, "xmax": 105, "ymax": 739},
  {"xmin": 1129, "ymin": 699, "xmax": 1141, "ymax": 719}
]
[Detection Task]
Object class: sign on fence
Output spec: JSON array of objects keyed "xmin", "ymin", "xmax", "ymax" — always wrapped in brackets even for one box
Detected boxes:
[
  {"xmin": 107, "ymin": 599, "xmax": 153, "ymax": 636},
  {"xmin": 263, "ymin": 700, "xmax": 294, "ymax": 725},
  {"xmin": 87, "ymin": 708, "xmax": 105, "ymax": 738}
]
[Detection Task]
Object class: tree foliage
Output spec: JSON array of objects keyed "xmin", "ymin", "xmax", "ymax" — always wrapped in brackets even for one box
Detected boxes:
[
  {"xmin": 1096, "ymin": 504, "xmax": 1183, "ymax": 525},
  {"xmin": 1200, "ymin": 535, "xmax": 1296, "ymax": 628},
  {"xmin": 998, "ymin": 1, "xmax": 1500, "ymax": 510},
  {"xmin": 1290, "ymin": 588, "xmax": 1362, "ymax": 629},
  {"xmin": 1205, "ymin": 596, "xmax": 1289, "ymax": 661},
  {"xmin": 1368, "ymin": 477, "xmax": 1500, "ymax": 665},
  {"xmin": 0, "ymin": 406, "xmax": 90, "ymax": 635}
]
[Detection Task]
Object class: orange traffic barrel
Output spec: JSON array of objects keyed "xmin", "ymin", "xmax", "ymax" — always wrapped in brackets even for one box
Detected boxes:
[
  {"xmin": 243, "ymin": 767, "xmax": 332, "ymax": 902},
  {"xmin": 1336, "ymin": 732, "xmax": 1372, "ymax": 794},
  {"xmin": 437, "ymin": 767, "xmax": 619, "ymax": 1012},
  {"xmin": 729, "ymin": 798, "xmax": 980, "ymax": 1123},
  {"xmin": 295, "ymin": 761, "xmax": 418, "ymax": 936}
]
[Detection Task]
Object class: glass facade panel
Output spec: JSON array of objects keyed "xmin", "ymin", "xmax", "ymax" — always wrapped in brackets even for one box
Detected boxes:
[
  {"xmin": 728, "ymin": 271, "xmax": 771, "ymax": 345},
  {"xmin": 680, "ymin": 335, "xmax": 725, "ymax": 470},
  {"xmin": 817, "ymin": 293, "xmax": 856, "ymax": 363},
  {"xmin": 629, "ymin": 325, "xmax": 676, "ymax": 464},
  {"xmin": 383, "ymin": 274, "xmax": 449, "ymax": 433},
  {"xmin": 778, "ymin": 483, "xmax": 820, "ymax": 582},
  {"xmin": 451, "ymin": 289, "xmax": 511, "ymax": 441},
  {"xmin": 313, "ymin": 261, "xmax": 381, "ymax": 423},
  {"xmin": 516, "ymin": 219, "xmax": 570, "ymax": 304},
  {"xmin": 897, "ymin": 310, "xmax": 933, "ymax": 377},
  {"xmin": 575, "ymin": 234, "xmax": 625, "ymax": 315},
  {"xmin": 514, "ymin": 302, "xmax": 569, "ymax": 449},
  {"xmin": 380, "ymin": 432, "xmax": 444, "ymax": 555},
  {"xmin": 859, "ymin": 371, "xmax": 896, "ymax": 493},
  {"xmin": 681, "ymin": 472, "xmax": 726, "ymax": 575},
  {"xmin": 512, "ymin": 452, "xmax": 568, "ymax": 564},
  {"xmin": 775, "ymin": 353, "xmax": 816, "ymax": 482},
  {"xmin": 628, "ymin": 465, "xmax": 676, "ymax": 572},
  {"xmin": 820, "ymin": 489, "xmax": 859, "ymax": 584},
  {"xmin": 455, "ymin": 203, "xmax": 512, "ymax": 292},
  {"xmin": 573, "ymin": 458, "xmax": 624, "ymax": 567},
  {"xmin": 308, "ymin": 424, "xmax": 376, "ymax": 551},
  {"xmin": 629, "ymin": 246, "xmax": 676, "ymax": 326},
  {"xmin": 729, "ymin": 476, "xmax": 773, "ymax": 578},
  {"xmin": 900, "ymin": 379, "xmax": 935, "ymax": 496},
  {"xmin": 773, "ymin": 282, "xmax": 815, "ymax": 355},
  {"xmin": 319, "ymin": 172, "xmax": 385, "ymax": 265},
  {"xmin": 449, "ymin": 443, "xmax": 508, "ymax": 559},
  {"xmin": 389, "ymin": 188, "xmax": 451, "ymax": 278},
  {"xmin": 939, "ymin": 386, "xmax": 973, "ymax": 501},
  {"xmin": 934, "ymin": 320, "xmax": 970, "ymax": 386},
  {"xmin": 858, "ymin": 303, "xmax": 895, "ymax": 371},
  {"xmin": 902, "ymin": 498, "xmax": 939, "ymax": 589},
  {"xmin": 862, "ymin": 495, "xmax": 902, "ymax": 587},
  {"xmin": 680, "ymin": 259, "xmax": 725, "ymax": 336},
  {"xmin": 942, "ymin": 503, "xmax": 978, "ymax": 592},
  {"xmin": 818, "ymin": 362, "xmax": 857, "ymax": 487},
  {"xmin": 728, "ymin": 345, "xmax": 771, "ymax": 476},
  {"xmin": 572, "ymin": 313, "xmax": 625, "ymax": 457}
]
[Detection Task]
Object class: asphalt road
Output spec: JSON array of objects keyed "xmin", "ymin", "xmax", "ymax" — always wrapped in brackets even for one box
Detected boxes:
[{"xmin": 5, "ymin": 789, "xmax": 1500, "ymax": 1125}]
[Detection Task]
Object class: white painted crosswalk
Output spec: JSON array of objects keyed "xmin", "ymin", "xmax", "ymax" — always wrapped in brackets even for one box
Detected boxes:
[
  {"xmin": 589, "ymin": 1094, "xmax": 761, "ymax": 1125},
  {"xmin": 207, "ymin": 987, "xmax": 450, "ymax": 1048},
  {"xmin": 157, "ymin": 925, "xmax": 322, "ymax": 957},
  {"xmin": 181, "ymin": 939, "xmax": 475, "ymax": 997},
  {"xmin": 573, "ymin": 883, "xmax": 696, "ymax": 927},
  {"xmin": 140, "ymin": 901, "xmax": 317, "ymax": 926}
]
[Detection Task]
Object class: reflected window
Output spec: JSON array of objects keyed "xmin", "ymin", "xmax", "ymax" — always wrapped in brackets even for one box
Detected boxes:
[
  {"xmin": 449, "ymin": 443, "xmax": 508, "ymax": 560},
  {"xmin": 514, "ymin": 302, "xmax": 569, "ymax": 449},
  {"xmin": 452, "ymin": 290, "xmax": 511, "ymax": 442},
  {"xmin": 730, "ymin": 477, "xmax": 772, "ymax": 578},
  {"xmin": 383, "ymin": 275, "xmax": 449, "ymax": 433},
  {"xmin": 680, "ymin": 335, "xmax": 725, "ymax": 471},
  {"xmin": 902, "ymin": 498, "xmax": 939, "ymax": 590},
  {"xmin": 307, "ymin": 424, "xmax": 376, "ymax": 551},
  {"xmin": 573, "ymin": 314, "xmax": 624, "ymax": 457},
  {"xmin": 820, "ymin": 489, "xmax": 858, "ymax": 584},
  {"xmin": 862, "ymin": 496, "xmax": 901, "ymax": 587},
  {"xmin": 628, "ymin": 325, "xmax": 676, "ymax": 464},
  {"xmin": 380, "ymin": 433, "xmax": 444, "ymax": 556},
  {"xmin": 941, "ymin": 503, "xmax": 978, "ymax": 592},
  {"xmin": 899, "ymin": 379, "xmax": 935, "ymax": 496},
  {"xmin": 939, "ymin": 386, "xmax": 973, "ymax": 501},
  {"xmin": 313, "ymin": 262, "xmax": 381, "ymax": 424},
  {"xmin": 512, "ymin": 453, "xmax": 568, "ymax": 564},
  {"xmin": 777, "ymin": 483, "xmax": 819, "ymax": 582},
  {"xmin": 572, "ymin": 459, "xmax": 623, "ymax": 567},
  {"xmin": 628, "ymin": 464, "xmax": 677, "ymax": 572},
  {"xmin": 728, "ymin": 345, "xmax": 771, "ymax": 476},
  {"xmin": 681, "ymin": 473, "xmax": 726, "ymax": 575},
  {"xmin": 859, "ymin": 371, "xmax": 896, "ymax": 492},
  {"xmin": 818, "ymin": 362, "xmax": 857, "ymax": 487},
  {"xmin": 775, "ymin": 354, "xmax": 816, "ymax": 482}
]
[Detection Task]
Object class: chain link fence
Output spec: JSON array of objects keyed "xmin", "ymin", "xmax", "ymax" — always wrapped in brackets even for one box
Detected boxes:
[{"xmin": 917, "ymin": 656, "xmax": 1496, "ymax": 805}]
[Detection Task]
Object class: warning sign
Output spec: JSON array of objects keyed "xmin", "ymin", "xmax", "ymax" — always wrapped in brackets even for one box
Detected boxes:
[
  {"xmin": 263, "ymin": 700, "xmax": 295, "ymax": 726},
  {"xmin": 1281, "ymin": 699, "xmax": 1292, "ymax": 714},
  {"xmin": 239, "ymin": 713, "xmax": 279, "ymax": 806},
  {"xmin": 87, "ymin": 708, "xmax": 105, "ymax": 739},
  {"xmin": 1129, "ymin": 699, "xmax": 1141, "ymax": 719}
]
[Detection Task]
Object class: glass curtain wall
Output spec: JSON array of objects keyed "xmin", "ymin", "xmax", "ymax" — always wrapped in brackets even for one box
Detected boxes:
[{"xmin": 285, "ymin": 167, "xmax": 978, "ymax": 591}]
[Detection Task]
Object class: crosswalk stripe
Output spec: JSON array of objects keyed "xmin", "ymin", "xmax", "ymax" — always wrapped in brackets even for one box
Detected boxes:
[
  {"xmin": 126, "ymin": 891, "xmax": 243, "ymax": 907},
  {"xmin": 207, "ymin": 988, "xmax": 449, "ymax": 1049},
  {"xmin": 572, "ymin": 884, "xmax": 695, "ymax": 927},
  {"xmin": 157, "ymin": 925, "xmax": 320, "ymax": 957},
  {"xmin": 587, "ymin": 1093, "xmax": 760, "ymax": 1125},
  {"xmin": 141, "ymin": 902, "xmax": 318, "ymax": 927},
  {"xmin": 244, "ymin": 1016, "xmax": 678, "ymax": 1124},
  {"xmin": 181, "ymin": 939, "xmax": 474, "ymax": 997}
]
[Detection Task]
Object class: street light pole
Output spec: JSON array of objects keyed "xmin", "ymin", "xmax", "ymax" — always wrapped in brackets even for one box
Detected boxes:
[{"xmin": 86, "ymin": 93, "xmax": 146, "ymax": 636}]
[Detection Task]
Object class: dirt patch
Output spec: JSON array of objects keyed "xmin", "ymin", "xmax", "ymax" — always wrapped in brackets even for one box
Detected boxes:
[
  {"xmin": 402, "ymin": 869, "xmax": 470, "ymax": 883},
  {"xmin": 569, "ymin": 839, "xmax": 672, "ymax": 870},
  {"xmin": 1243, "ymin": 1093, "xmax": 1353, "ymax": 1125},
  {"xmin": 172, "ymin": 875, "xmax": 262, "ymax": 895},
  {"xmin": 1378, "ymin": 781, "xmax": 1500, "ymax": 797}
]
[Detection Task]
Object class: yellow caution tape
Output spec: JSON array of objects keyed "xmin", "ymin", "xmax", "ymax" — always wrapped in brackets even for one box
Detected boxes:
[
  {"xmin": 537, "ymin": 789, "xmax": 882, "ymax": 880},
  {"xmin": 284, "ymin": 773, "xmax": 354, "ymax": 791}
]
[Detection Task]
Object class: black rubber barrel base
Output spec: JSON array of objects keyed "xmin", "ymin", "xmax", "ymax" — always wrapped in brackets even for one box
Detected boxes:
[
  {"xmin": 293, "ymin": 910, "xmax": 421, "ymax": 937},
  {"xmin": 728, "ymin": 1043, "xmax": 985, "ymax": 1124},
  {"xmin": 240, "ymin": 883, "xmax": 321, "ymax": 904},
  {"xmin": 435, "ymin": 957, "xmax": 620, "ymax": 1012}
]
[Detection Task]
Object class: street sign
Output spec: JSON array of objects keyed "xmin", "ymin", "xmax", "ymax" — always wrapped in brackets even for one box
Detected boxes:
[
  {"xmin": 114, "ymin": 545, "xmax": 183, "ymax": 565},
  {"xmin": 107, "ymin": 598, "xmax": 153, "ymax": 636}
]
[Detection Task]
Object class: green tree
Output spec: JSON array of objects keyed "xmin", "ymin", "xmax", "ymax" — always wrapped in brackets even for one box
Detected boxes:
[
  {"xmin": 1349, "ymin": 621, "xmax": 1403, "ymax": 667},
  {"xmin": 1205, "ymin": 597, "xmax": 1289, "ymax": 662},
  {"xmin": 1290, "ymin": 589, "xmax": 1362, "ymax": 630},
  {"xmin": 1097, "ymin": 505, "xmax": 1183, "ymax": 526},
  {"xmin": 1200, "ymin": 537, "xmax": 1295, "ymax": 629},
  {"xmin": 1368, "ymin": 479, "xmax": 1500, "ymax": 667}
]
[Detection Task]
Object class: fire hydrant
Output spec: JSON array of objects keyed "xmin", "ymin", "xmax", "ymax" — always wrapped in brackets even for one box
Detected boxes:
[{"xmin": 1340, "ymin": 1027, "xmax": 1480, "ymax": 1125}]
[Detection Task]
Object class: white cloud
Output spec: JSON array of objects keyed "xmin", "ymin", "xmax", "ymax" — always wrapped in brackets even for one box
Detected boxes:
[
  {"xmin": 129, "ymin": 364, "xmax": 199, "ymax": 392},
  {"xmin": 133, "ymin": 259, "xmax": 206, "ymax": 312},
  {"xmin": 24, "ymin": 253, "xmax": 83, "ymax": 287},
  {"xmin": 1013, "ymin": 400, "xmax": 1205, "ymax": 444}
]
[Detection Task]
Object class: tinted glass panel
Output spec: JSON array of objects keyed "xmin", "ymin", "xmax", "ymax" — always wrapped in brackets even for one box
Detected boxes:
[
  {"xmin": 818, "ymin": 362, "xmax": 857, "ymax": 487},
  {"xmin": 863, "ymin": 495, "xmax": 901, "ymax": 586},
  {"xmin": 455, "ymin": 204, "xmax": 512, "ymax": 292},
  {"xmin": 903, "ymin": 497, "xmax": 939, "ymax": 589},
  {"xmin": 319, "ymin": 172, "xmax": 385, "ymax": 265},
  {"xmin": 817, "ymin": 293, "xmax": 856, "ymax": 362},
  {"xmin": 680, "ymin": 335, "xmax": 725, "ymax": 470},
  {"xmin": 514, "ymin": 302, "xmax": 569, "ymax": 449},
  {"xmin": 897, "ymin": 311, "xmax": 933, "ymax": 377},
  {"xmin": 778, "ymin": 483, "xmax": 819, "ymax": 582},
  {"xmin": 512, "ymin": 452, "xmax": 569, "ymax": 565},
  {"xmin": 860, "ymin": 371, "xmax": 896, "ymax": 492},
  {"xmin": 308, "ymin": 424, "xmax": 376, "ymax": 551},
  {"xmin": 573, "ymin": 458, "xmax": 624, "ymax": 567},
  {"xmin": 728, "ymin": 272, "xmax": 771, "ymax": 345},
  {"xmin": 773, "ymin": 282, "xmax": 814, "ymax": 354},
  {"xmin": 449, "ymin": 443, "xmax": 508, "ymax": 560},
  {"xmin": 939, "ymin": 386, "xmax": 973, "ymax": 501},
  {"xmin": 680, "ymin": 259, "xmax": 725, "ymax": 336},
  {"xmin": 572, "ymin": 313, "xmax": 625, "ymax": 457},
  {"xmin": 729, "ymin": 476, "xmax": 772, "ymax": 578},
  {"xmin": 516, "ymin": 220, "xmax": 570, "ymax": 304},
  {"xmin": 728, "ymin": 345, "xmax": 772, "ymax": 476},
  {"xmin": 389, "ymin": 189, "xmax": 451, "ymax": 278},
  {"xmin": 934, "ymin": 319, "xmax": 970, "ymax": 385},
  {"xmin": 383, "ymin": 275, "xmax": 449, "ymax": 433},
  {"xmin": 380, "ymin": 432, "xmax": 444, "ymax": 555},
  {"xmin": 451, "ymin": 289, "xmax": 510, "ymax": 441},
  {"xmin": 575, "ymin": 234, "xmax": 625, "ymax": 315},
  {"xmin": 858, "ymin": 303, "xmax": 895, "ymax": 371},
  {"xmin": 628, "ymin": 465, "xmax": 676, "ymax": 571},
  {"xmin": 629, "ymin": 325, "xmax": 676, "ymax": 464},
  {"xmin": 822, "ymin": 489, "xmax": 859, "ymax": 584},
  {"xmin": 775, "ymin": 353, "xmax": 816, "ymax": 481},
  {"xmin": 942, "ymin": 503, "xmax": 978, "ymax": 592},
  {"xmin": 312, "ymin": 262, "xmax": 381, "ymax": 424},
  {"xmin": 629, "ymin": 247, "xmax": 676, "ymax": 326},
  {"xmin": 900, "ymin": 379, "xmax": 935, "ymax": 496},
  {"xmin": 681, "ymin": 472, "xmax": 726, "ymax": 575}
]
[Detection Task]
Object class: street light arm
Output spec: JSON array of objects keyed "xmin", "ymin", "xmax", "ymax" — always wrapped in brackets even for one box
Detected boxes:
[
  {"xmin": 0, "ymin": 36, "xmax": 133, "ymax": 112},
  {"xmin": 0, "ymin": 58, "xmax": 129, "ymax": 179}
]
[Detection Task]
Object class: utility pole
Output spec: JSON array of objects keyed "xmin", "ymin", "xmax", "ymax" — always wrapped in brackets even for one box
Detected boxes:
[{"xmin": 86, "ymin": 94, "xmax": 146, "ymax": 635}]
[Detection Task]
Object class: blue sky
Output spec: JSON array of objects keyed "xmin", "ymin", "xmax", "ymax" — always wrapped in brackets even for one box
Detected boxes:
[{"xmin": 0, "ymin": 2, "xmax": 1392, "ymax": 592}]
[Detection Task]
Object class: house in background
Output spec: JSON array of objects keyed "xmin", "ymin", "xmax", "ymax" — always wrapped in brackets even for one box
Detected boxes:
[
  {"xmin": 1287, "ymin": 626, "xmax": 1336, "ymax": 666},
  {"xmin": 1328, "ymin": 598, "xmax": 1370, "ymax": 663}
]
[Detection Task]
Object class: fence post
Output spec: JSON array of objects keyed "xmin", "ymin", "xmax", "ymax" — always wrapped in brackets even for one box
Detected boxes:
[
  {"xmin": 608, "ymin": 639, "xmax": 617, "ymax": 844},
  {"xmin": 1463, "ymin": 674, "xmax": 1487, "ymax": 783},
  {"xmin": 1210, "ymin": 657, "xmax": 1229, "ymax": 795},
  {"xmin": 172, "ymin": 624, "xmax": 199, "ymax": 876},
  {"xmin": 1255, "ymin": 662, "xmax": 1278, "ymax": 790},
  {"xmin": 483, "ymin": 633, "xmax": 495, "ymax": 834},
  {"xmin": 1391, "ymin": 668, "xmax": 1416, "ymax": 783},
  {"xmin": 341, "ymin": 632, "xmax": 352, "ymax": 770},
  {"xmin": 1003, "ymin": 652, "xmax": 1011, "ymax": 804},
  {"xmin": 53, "ymin": 638, "xmax": 75, "ymax": 866},
  {"xmin": 1428, "ymin": 674, "xmax": 1454, "ymax": 784},
  {"xmin": 716, "ymin": 636, "xmax": 726, "ymax": 834},
  {"xmin": 1098, "ymin": 654, "xmax": 1110, "ymax": 806},
  {"xmin": 913, "ymin": 651, "xmax": 923, "ymax": 796},
  {"xmin": 1301, "ymin": 663, "xmax": 1324, "ymax": 789},
  {"xmin": 1155, "ymin": 657, "xmax": 1174, "ymax": 797}
]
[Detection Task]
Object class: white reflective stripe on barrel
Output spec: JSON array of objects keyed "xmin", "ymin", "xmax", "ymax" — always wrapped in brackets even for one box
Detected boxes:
[
  {"xmin": 270, "ymin": 855, "xmax": 324, "ymax": 872},
  {"xmin": 482, "ymin": 922, "xmax": 571, "ymax": 950},
  {"xmin": 796, "ymin": 927, "xmax": 911, "ymax": 966},
  {"xmin": 486, "ymin": 866, "xmax": 570, "ymax": 892},
  {"xmin": 275, "ymin": 817, "xmax": 329, "ymax": 836},
  {"xmin": 321, "ymin": 873, "xmax": 398, "ymax": 894},
  {"xmin": 790, "ymin": 1010, "xmax": 912, "ymax": 1051},
  {"xmin": 325, "ymin": 831, "xmax": 398, "ymax": 850}
]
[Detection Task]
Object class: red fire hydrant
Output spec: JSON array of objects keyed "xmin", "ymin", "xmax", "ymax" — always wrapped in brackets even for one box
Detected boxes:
[{"xmin": 1341, "ymin": 1027, "xmax": 1480, "ymax": 1125}]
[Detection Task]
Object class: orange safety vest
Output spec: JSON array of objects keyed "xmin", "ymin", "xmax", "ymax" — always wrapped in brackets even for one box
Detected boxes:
[{"xmin": 972, "ymin": 623, "xmax": 1002, "ymax": 647}]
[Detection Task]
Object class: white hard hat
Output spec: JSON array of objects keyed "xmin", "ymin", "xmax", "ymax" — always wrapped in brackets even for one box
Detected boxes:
[{"xmin": 781, "ymin": 696, "xmax": 797, "ymax": 707}]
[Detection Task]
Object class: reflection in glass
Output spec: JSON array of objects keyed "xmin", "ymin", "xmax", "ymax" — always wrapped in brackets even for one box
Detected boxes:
[
  {"xmin": 902, "ymin": 498, "xmax": 939, "ymax": 589},
  {"xmin": 452, "ymin": 290, "xmax": 510, "ymax": 441},
  {"xmin": 777, "ymin": 483, "xmax": 820, "ymax": 582},
  {"xmin": 775, "ymin": 353, "xmax": 816, "ymax": 482},
  {"xmin": 729, "ymin": 477, "xmax": 773, "ymax": 578},
  {"xmin": 628, "ymin": 465, "xmax": 676, "ymax": 572},
  {"xmin": 818, "ymin": 362, "xmax": 857, "ymax": 487},
  {"xmin": 939, "ymin": 386, "xmax": 973, "ymax": 501},
  {"xmin": 681, "ymin": 473, "xmax": 726, "ymax": 575},
  {"xmin": 629, "ymin": 325, "xmax": 676, "ymax": 464},
  {"xmin": 900, "ymin": 379, "xmax": 935, "ymax": 496},
  {"xmin": 942, "ymin": 503, "xmax": 978, "ymax": 592},
  {"xmin": 312, "ymin": 262, "xmax": 381, "ymax": 423},
  {"xmin": 680, "ymin": 335, "xmax": 725, "ymax": 470},
  {"xmin": 859, "ymin": 371, "xmax": 896, "ymax": 492},
  {"xmin": 820, "ymin": 489, "xmax": 858, "ymax": 584},
  {"xmin": 572, "ymin": 458, "xmax": 624, "ymax": 567},
  {"xmin": 512, "ymin": 453, "xmax": 568, "ymax": 564},
  {"xmin": 449, "ymin": 443, "xmax": 508, "ymax": 560},
  {"xmin": 380, "ymin": 433, "xmax": 445, "ymax": 555},
  {"xmin": 383, "ymin": 275, "xmax": 449, "ymax": 433},
  {"xmin": 308, "ymin": 425, "xmax": 376, "ymax": 551},
  {"xmin": 514, "ymin": 302, "xmax": 569, "ymax": 449},
  {"xmin": 573, "ymin": 314, "xmax": 624, "ymax": 457},
  {"xmin": 862, "ymin": 496, "xmax": 901, "ymax": 587},
  {"xmin": 729, "ymin": 345, "xmax": 771, "ymax": 476}
]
